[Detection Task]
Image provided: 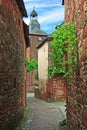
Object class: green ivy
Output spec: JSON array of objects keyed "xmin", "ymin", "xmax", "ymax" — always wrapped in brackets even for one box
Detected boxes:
[
  {"xmin": 26, "ymin": 57, "xmax": 38, "ymax": 72},
  {"xmin": 49, "ymin": 22, "xmax": 78, "ymax": 79}
]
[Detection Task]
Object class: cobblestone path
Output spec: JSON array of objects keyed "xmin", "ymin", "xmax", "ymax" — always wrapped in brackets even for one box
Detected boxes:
[{"xmin": 22, "ymin": 97, "xmax": 66, "ymax": 130}]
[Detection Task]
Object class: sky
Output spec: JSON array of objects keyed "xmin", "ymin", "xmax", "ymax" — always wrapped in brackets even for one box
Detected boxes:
[{"xmin": 23, "ymin": 0, "xmax": 64, "ymax": 34}]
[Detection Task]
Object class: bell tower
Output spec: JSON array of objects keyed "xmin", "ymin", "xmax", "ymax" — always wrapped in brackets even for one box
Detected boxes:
[
  {"xmin": 30, "ymin": 7, "xmax": 37, "ymax": 20},
  {"xmin": 29, "ymin": 7, "xmax": 40, "ymax": 32}
]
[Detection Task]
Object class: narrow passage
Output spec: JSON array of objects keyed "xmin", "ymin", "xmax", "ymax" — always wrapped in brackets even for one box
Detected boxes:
[{"xmin": 23, "ymin": 95, "xmax": 66, "ymax": 130}]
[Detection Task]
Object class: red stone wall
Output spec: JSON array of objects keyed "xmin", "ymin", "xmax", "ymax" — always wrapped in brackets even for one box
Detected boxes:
[
  {"xmin": 0, "ymin": 0, "xmax": 26, "ymax": 129},
  {"xmin": 35, "ymin": 76, "xmax": 66, "ymax": 101},
  {"xmin": 26, "ymin": 72, "xmax": 35, "ymax": 92},
  {"xmin": 47, "ymin": 76, "xmax": 66, "ymax": 101},
  {"xmin": 65, "ymin": 0, "xmax": 87, "ymax": 130}
]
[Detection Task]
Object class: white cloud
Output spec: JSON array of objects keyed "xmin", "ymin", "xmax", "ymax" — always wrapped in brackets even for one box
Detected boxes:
[
  {"xmin": 23, "ymin": 0, "xmax": 64, "ymax": 33},
  {"xmin": 38, "ymin": 7, "xmax": 64, "ymax": 24},
  {"xmin": 23, "ymin": 7, "xmax": 64, "ymax": 26},
  {"xmin": 24, "ymin": 3, "xmax": 62, "ymax": 10}
]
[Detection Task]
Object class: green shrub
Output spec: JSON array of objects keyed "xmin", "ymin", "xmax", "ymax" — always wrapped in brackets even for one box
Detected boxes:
[{"xmin": 26, "ymin": 57, "xmax": 38, "ymax": 72}]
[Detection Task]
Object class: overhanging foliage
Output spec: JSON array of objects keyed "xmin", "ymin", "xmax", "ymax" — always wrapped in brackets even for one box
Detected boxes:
[{"xmin": 49, "ymin": 22, "xmax": 78, "ymax": 79}]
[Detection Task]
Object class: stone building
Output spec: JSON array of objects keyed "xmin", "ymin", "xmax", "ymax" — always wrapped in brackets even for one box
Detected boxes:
[
  {"xmin": 26, "ymin": 8, "xmax": 47, "ymax": 92},
  {"xmin": 64, "ymin": 0, "xmax": 87, "ymax": 130},
  {"xmin": 36, "ymin": 37, "xmax": 51, "ymax": 100},
  {"xmin": 0, "ymin": 0, "xmax": 28, "ymax": 129}
]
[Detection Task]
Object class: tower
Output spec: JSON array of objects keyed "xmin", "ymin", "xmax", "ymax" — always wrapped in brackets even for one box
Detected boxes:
[
  {"xmin": 29, "ymin": 8, "xmax": 40, "ymax": 32},
  {"xmin": 27, "ymin": 8, "xmax": 48, "ymax": 92},
  {"xmin": 29, "ymin": 7, "xmax": 47, "ymax": 60}
]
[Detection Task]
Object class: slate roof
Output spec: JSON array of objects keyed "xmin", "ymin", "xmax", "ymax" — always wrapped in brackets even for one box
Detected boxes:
[
  {"xmin": 29, "ymin": 27, "xmax": 47, "ymax": 36},
  {"xmin": 29, "ymin": 19, "xmax": 40, "ymax": 28},
  {"xmin": 29, "ymin": 9, "xmax": 47, "ymax": 36}
]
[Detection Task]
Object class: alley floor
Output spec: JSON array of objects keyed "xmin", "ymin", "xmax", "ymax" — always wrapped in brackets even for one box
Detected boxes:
[{"xmin": 20, "ymin": 93, "xmax": 70, "ymax": 130}]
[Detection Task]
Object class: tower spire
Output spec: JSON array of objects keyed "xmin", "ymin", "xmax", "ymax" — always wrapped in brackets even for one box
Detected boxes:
[
  {"xmin": 30, "ymin": 7, "xmax": 38, "ymax": 19},
  {"xmin": 33, "ymin": 6, "xmax": 35, "ymax": 10},
  {"xmin": 29, "ymin": 7, "xmax": 40, "ymax": 32}
]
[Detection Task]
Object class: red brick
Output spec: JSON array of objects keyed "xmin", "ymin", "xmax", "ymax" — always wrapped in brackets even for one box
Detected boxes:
[
  {"xmin": 83, "ymin": 24, "xmax": 87, "ymax": 38},
  {"xmin": 65, "ymin": 0, "xmax": 87, "ymax": 129},
  {"xmin": 46, "ymin": 76, "xmax": 66, "ymax": 100},
  {"xmin": 0, "ymin": 0, "xmax": 26, "ymax": 129}
]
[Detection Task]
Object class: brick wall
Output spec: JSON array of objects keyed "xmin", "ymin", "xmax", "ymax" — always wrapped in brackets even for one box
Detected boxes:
[
  {"xmin": 47, "ymin": 75, "xmax": 66, "ymax": 101},
  {"xmin": 0, "ymin": 0, "xmax": 26, "ymax": 129},
  {"xmin": 35, "ymin": 75, "xmax": 66, "ymax": 101},
  {"xmin": 26, "ymin": 72, "xmax": 35, "ymax": 92},
  {"xmin": 65, "ymin": 0, "xmax": 87, "ymax": 130}
]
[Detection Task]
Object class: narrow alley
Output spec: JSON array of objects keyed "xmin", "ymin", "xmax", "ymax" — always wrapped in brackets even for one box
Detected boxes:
[
  {"xmin": 0, "ymin": 0, "xmax": 87, "ymax": 130},
  {"xmin": 20, "ymin": 94, "xmax": 69, "ymax": 130}
]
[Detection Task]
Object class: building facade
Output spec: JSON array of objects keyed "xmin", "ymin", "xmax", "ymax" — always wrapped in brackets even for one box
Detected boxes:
[
  {"xmin": 0, "ymin": 0, "xmax": 28, "ymax": 129},
  {"xmin": 37, "ymin": 37, "xmax": 50, "ymax": 99}
]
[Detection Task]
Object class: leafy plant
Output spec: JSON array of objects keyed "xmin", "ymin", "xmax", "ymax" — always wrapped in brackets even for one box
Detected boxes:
[
  {"xmin": 49, "ymin": 22, "xmax": 78, "ymax": 79},
  {"xmin": 26, "ymin": 57, "xmax": 38, "ymax": 72},
  {"xmin": 59, "ymin": 119, "xmax": 67, "ymax": 126}
]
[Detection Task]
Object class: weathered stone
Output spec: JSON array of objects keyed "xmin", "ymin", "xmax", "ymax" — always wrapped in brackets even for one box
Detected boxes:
[
  {"xmin": 83, "ymin": 25, "xmax": 87, "ymax": 39},
  {"xmin": 65, "ymin": 0, "xmax": 87, "ymax": 129},
  {"xmin": 0, "ymin": 0, "xmax": 2, "ymax": 6},
  {"xmin": 46, "ymin": 76, "xmax": 66, "ymax": 101},
  {"xmin": 0, "ymin": 0, "xmax": 26, "ymax": 130}
]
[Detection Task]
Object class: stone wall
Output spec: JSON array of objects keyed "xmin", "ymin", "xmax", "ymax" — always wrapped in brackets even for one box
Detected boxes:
[
  {"xmin": 35, "ymin": 76, "xmax": 66, "ymax": 101},
  {"xmin": 0, "ymin": 0, "xmax": 26, "ymax": 129},
  {"xmin": 65, "ymin": 0, "xmax": 87, "ymax": 130},
  {"xmin": 26, "ymin": 72, "xmax": 35, "ymax": 93},
  {"xmin": 47, "ymin": 76, "xmax": 66, "ymax": 101}
]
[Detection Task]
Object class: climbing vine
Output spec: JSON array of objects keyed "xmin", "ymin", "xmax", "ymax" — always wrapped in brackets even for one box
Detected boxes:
[{"xmin": 49, "ymin": 22, "xmax": 78, "ymax": 79}]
